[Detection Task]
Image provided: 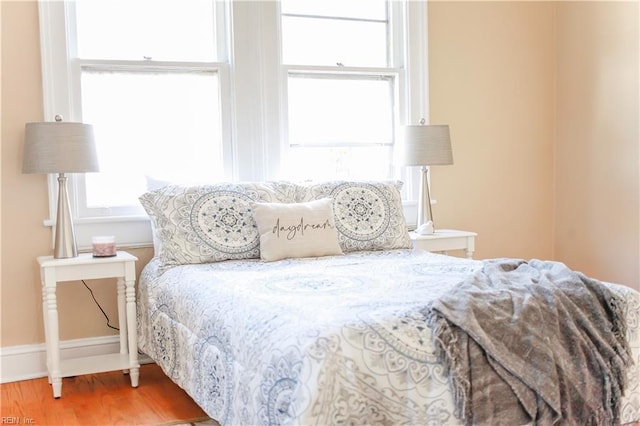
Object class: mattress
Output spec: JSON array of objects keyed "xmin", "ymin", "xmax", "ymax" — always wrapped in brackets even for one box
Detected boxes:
[{"xmin": 137, "ymin": 249, "xmax": 640, "ymax": 425}]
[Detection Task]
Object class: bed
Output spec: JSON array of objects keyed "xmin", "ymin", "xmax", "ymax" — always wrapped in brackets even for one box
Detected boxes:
[{"xmin": 137, "ymin": 180, "xmax": 640, "ymax": 425}]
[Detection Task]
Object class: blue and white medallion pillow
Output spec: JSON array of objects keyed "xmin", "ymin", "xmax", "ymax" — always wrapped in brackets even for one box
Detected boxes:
[
  {"xmin": 297, "ymin": 180, "xmax": 412, "ymax": 252},
  {"xmin": 139, "ymin": 182, "xmax": 297, "ymax": 272}
]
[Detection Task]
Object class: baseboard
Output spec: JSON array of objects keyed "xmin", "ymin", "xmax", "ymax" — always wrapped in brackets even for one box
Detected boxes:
[{"xmin": 0, "ymin": 335, "xmax": 153, "ymax": 384}]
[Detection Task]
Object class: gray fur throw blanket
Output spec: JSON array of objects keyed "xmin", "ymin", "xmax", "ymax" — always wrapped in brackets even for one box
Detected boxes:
[{"xmin": 426, "ymin": 259, "xmax": 632, "ymax": 426}]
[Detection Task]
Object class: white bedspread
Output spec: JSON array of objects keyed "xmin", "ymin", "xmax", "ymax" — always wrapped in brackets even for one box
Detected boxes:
[{"xmin": 137, "ymin": 249, "xmax": 640, "ymax": 425}]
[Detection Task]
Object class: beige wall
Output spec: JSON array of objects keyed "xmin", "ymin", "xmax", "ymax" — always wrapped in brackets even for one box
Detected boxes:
[
  {"xmin": 3, "ymin": 1, "xmax": 51, "ymax": 347},
  {"xmin": 428, "ymin": 1, "xmax": 556, "ymax": 261},
  {"xmin": 1, "ymin": 1, "xmax": 638, "ymax": 351},
  {"xmin": 428, "ymin": 1, "xmax": 638, "ymax": 291},
  {"xmin": 554, "ymin": 2, "xmax": 639, "ymax": 289}
]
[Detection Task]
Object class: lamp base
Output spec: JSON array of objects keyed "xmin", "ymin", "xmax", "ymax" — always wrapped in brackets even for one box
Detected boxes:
[
  {"xmin": 416, "ymin": 166, "xmax": 436, "ymax": 236},
  {"xmin": 414, "ymin": 221, "xmax": 435, "ymax": 235},
  {"xmin": 54, "ymin": 173, "xmax": 78, "ymax": 259}
]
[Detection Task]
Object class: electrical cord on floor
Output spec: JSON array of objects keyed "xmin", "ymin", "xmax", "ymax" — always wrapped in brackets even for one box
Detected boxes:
[{"xmin": 82, "ymin": 280, "xmax": 120, "ymax": 331}]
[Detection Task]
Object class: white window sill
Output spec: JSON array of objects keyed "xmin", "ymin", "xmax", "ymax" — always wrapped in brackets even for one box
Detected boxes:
[{"xmin": 42, "ymin": 216, "xmax": 153, "ymax": 250}]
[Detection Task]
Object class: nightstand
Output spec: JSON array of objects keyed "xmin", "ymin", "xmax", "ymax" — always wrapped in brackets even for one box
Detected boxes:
[
  {"xmin": 409, "ymin": 229, "xmax": 477, "ymax": 259},
  {"xmin": 37, "ymin": 251, "xmax": 140, "ymax": 398}
]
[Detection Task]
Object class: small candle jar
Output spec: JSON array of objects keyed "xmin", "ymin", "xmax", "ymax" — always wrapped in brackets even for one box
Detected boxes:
[{"xmin": 92, "ymin": 236, "xmax": 116, "ymax": 257}]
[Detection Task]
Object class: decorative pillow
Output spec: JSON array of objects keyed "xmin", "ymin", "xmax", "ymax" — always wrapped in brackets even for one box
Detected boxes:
[
  {"xmin": 297, "ymin": 180, "xmax": 412, "ymax": 252},
  {"xmin": 139, "ymin": 182, "xmax": 298, "ymax": 272},
  {"xmin": 250, "ymin": 198, "xmax": 344, "ymax": 262}
]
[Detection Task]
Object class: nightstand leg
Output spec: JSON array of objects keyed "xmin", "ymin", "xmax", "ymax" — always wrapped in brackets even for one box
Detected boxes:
[
  {"xmin": 117, "ymin": 277, "xmax": 128, "ymax": 373},
  {"xmin": 41, "ymin": 281, "xmax": 51, "ymax": 384},
  {"xmin": 52, "ymin": 378, "xmax": 62, "ymax": 399},
  {"xmin": 44, "ymin": 280, "xmax": 62, "ymax": 398},
  {"xmin": 465, "ymin": 236, "xmax": 475, "ymax": 259},
  {"xmin": 129, "ymin": 366, "xmax": 140, "ymax": 388},
  {"xmin": 125, "ymin": 278, "xmax": 139, "ymax": 387}
]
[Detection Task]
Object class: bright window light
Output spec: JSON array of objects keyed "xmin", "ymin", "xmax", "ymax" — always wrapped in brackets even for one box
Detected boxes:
[
  {"xmin": 81, "ymin": 69, "xmax": 224, "ymax": 208},
  {"xmin": 281, "ymin": 17, "xmax": 387, "ymax": 67},
  {"xmin": 75, "ymin": 0, "xmax": 217, "ymax": 62},
  {"xmin": 287, "ymin": 75, "xmax": 394, "ymax": 145}
]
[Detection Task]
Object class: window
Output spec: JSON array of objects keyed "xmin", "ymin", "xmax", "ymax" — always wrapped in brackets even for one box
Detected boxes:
[
  {"xmin": 280, "ymin": 0, "xmax": 388, "ymax": 67},
  {"xmin": 81, "ymin": 70, "xmax": 224, "ymax": 211},
  {"xmin": 37, "ymin": 0, "xmax": 428, "ymax": 248},
  {"xmin": 280, "ymin": 0, "xmax": 397, "ymax": 181},
  {"xmin": 67, "ymin": 0, "xmax": 228, "ymax": 219},
  {"xmin": 284, "ymin": 73, "xmax": 396, "ymax": 180}
]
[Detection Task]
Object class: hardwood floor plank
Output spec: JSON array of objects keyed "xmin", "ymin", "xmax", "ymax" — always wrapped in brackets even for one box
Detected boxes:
[{"xmin": 0, "ymin": 363, "xmax": 210, "ymax": 425}]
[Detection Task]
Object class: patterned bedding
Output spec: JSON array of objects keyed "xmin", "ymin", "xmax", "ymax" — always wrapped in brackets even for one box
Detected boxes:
[{"xmin": 137, "ymin": 249, "xmax": 640, "ymax": 425}]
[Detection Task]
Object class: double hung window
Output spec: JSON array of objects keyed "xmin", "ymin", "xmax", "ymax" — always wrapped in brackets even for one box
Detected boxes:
[
  {"xmin": 280, "ymin": 0, "xmax": 398, "ymax": 181},
  {"xmin": 37, "ymin": 0, "xmax": 428, "ymax": 248}
]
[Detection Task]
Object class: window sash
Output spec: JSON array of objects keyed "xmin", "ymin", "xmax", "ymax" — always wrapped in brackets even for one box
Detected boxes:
[
  {"xmin": 280, "ymin": 15, "xmax": 389, "ymax": 67},
  {"xmin": 78, "ymin": 64, "xmax": 228, "ymax": 217},
  {"xmin": 74, "ymin": 0, "xmax": 219, "ymax": 62},
  {"xmin": 280, "ymin": 0, "xmax": 388, "ymax": 21},
  {"xmin": 285, "ymin": 72, "xmax": 397, "ymax": 148}
]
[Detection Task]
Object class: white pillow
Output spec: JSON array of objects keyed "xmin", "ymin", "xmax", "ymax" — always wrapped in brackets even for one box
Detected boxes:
[
  {"xmin": 138, "ymin": 182, "xmax": 298, "ymax": 273},
  {"xmin": 251, "ymin": 198, "xmax": 344, "ymax": 262},
  {"xmin": 296, "ymin": 180, "xmax": 412, "ymax": 252}
]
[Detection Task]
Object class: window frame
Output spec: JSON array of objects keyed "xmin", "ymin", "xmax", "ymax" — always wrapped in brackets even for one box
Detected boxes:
[{"xmin": 36, "ymin": 0, "xmax": 429, "ymax": 249}]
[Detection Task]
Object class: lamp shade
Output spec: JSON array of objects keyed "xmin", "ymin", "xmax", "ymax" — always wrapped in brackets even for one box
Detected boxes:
[
  {"xmin": 400, "ymin": 124, "xmax": 453, "ymax": 166},
  {"xmin": 23, "ymin": 122, "xmax": 99, "ymax": 174}
]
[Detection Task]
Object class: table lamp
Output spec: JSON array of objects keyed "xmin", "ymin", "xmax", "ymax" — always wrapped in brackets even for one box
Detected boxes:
[
  {"xmin": 400, "ymin": 123, "xmax": 453, "ymax": 235},
  {"xmin": 23, "ymin": 118, "xmax": 99, "ymax": 258}
]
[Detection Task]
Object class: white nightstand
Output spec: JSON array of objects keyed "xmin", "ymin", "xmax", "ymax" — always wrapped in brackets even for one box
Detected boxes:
[
  {"xmin": 409, "ymin": 229, "xmax": 477, "ymax": 259},
  {"xmin": 37, "ymin": 251, "xmax": 140, "ymax": 398}
]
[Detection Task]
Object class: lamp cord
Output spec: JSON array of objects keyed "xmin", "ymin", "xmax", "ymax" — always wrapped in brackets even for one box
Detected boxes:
[{"xmin": 81, "ymin": 280, "xmax": 119, "ymax": 331}]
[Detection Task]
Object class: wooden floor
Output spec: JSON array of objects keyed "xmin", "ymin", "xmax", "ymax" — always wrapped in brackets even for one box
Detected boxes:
[
  {"xmin": 4, "ymin": 365, "xmax": 639, "ymax": 426},
  {"xmin": 0, "ymin": 363, "xmax": 211, "ymax": 425}
]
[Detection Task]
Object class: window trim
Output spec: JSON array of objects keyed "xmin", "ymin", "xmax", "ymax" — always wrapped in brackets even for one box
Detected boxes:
[{"xmin": 37, "ymin": 0, "xmax": 429, "ymax": 250}]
